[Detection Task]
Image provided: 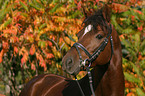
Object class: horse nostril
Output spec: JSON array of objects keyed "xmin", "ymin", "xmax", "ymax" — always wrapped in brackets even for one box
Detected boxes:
[{"xmin": 66, "ymin": 58, "xmax": 73, "ymax": 69}]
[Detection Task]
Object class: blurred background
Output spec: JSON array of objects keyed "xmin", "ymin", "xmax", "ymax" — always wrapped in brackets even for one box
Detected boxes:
[{"xmin": 0, "ymin": 0, "xmax": 145, "ymax": 96}]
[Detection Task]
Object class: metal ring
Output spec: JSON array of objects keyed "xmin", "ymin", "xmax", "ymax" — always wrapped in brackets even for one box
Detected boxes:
[{"xmin": 81, "ymin": 59, "xmax": 88, "ymax": 66}]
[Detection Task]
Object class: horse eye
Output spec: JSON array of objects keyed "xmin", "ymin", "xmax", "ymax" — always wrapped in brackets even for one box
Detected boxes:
[{"xmin": 96, "ymin": 34, "xmax": 103, "ymax": 39}]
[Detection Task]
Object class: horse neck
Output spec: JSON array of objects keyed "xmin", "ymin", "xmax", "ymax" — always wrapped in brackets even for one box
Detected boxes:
[
  {"xmin": 78, "ymin": 63, "xmax": 109, "ymax": 95},
  {"xmin": 78, "ymin": 25, "xmax": 119, "ymax": 95}
]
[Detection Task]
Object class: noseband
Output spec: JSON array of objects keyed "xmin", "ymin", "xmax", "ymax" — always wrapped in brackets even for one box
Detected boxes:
[{"xmin": 73, "ymin": 24, "xmax": 114, "ymax": 96}]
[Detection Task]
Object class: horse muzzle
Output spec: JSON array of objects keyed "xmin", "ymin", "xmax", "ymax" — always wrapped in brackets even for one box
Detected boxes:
[{"xmin": 62, "ymin": 55, "xmax": 81, "ymax": 75}]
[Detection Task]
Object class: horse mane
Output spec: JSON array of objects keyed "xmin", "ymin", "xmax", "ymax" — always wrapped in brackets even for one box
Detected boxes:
[{"xmin": 82, "ymin": 8, "xmax": 110, "ymax": 33}]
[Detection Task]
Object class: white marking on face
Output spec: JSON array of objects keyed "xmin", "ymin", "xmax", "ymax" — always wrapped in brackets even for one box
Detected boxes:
[{"xmin": 82, "ymin": 25, "xmax": 93, "ymax": 37}]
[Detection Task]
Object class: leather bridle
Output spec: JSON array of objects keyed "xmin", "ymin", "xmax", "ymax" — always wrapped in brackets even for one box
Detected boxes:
[{"xmin": 73, "ymin": 24, "xmax": 114, "ymax": 96}]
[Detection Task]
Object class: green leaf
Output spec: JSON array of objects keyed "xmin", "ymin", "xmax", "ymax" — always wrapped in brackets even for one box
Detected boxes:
[
  {"xmin": 130, "ymin": 8, "xmax": 139, "ymax": 20},
  {"xmin": 49, "ymin": 4, "xmax": 62, "ymax": 13},
  {"xmin": 4, "ymin": 18, "xmax": 12, "ymax": 28},
  {"xmin": 122, "ymin": 49, "xmax": 129, "ymax": 55},
  {"xmin": 136, "ymin": 88, "xmax": 145, "ymax": 96},
  {"xmin": 122, "ymin": 28, "xmax": 135, "ymax": 34},
  {"xmin": 134, "ymin": 33, "xmax": 140, "ymax": 50},
  {"xmin": 32, "ymin": 0, "xmax": 44, "ymax": 9},
  {"xmin": 111, "ymin": 14, "xmax": 123, "ymax": 33},
  {"xmin": 140, "ymin": 39, "xmax": 145, "ymax": 52},
  {"xmin": 126, "ymin": 18, "xmax": 131, "ymax": 25},
  {"xmin": 129, "ymin": 62, "xmax": 141, "ymax": 77},
  {"xmin": 142, "ymin": 8, "xmax": 145, "ymax": 14},
  {"xmin": 124, "ymin": 72, "xmax": 141, "ymax": 84},
  {"xmin": 139, "ymin": 59, "xmax": 145, "ymax": 69},
  {"xmin": 0, "ymin": 0, "xmax": 13, "ymax": 23},
  {"xmin": 20, "ymin": 12, "xmax": 29, "ymax": 18},
  {"xmin": 2, "ymin": 0, "xmax": 9, "ymax": 10},
  {"xmin": 53, "ymin": 0, "xmax": 60, "ymax": 3},
  {"xmin": 71, "ymin": 10, "xmax": 82, "ymax": 18},
  {"xmin": 38, "ymin": 41, "xmax": 46, "ymax": 48},
  {"xmin": 0, "ymin": 10, "xmax": 5, "ymax": 24},
  {"xmin": 121, "ymin": 39, "xmax": 132, "ymax": 49},
  {"xmin": 19, "ymin": 1, "xmax": 29, "ymax": 12},
  {"xmin": 141, "ymin": 49, "xmax": 145, "ymax": 56},
  {"xmin": 122, "ymin": 10, "xmax": 131, "ymax": 17},
  {"xmin": 127, "ymin": 48, "xmax": 137, "ymax": 60},
  {"xmin": 39, "ymin": 23, "xmax": 47, "ymax": 30},
  {"xmin": 29, "ymin": 2, "xmax": 40, "ymax": 10}
]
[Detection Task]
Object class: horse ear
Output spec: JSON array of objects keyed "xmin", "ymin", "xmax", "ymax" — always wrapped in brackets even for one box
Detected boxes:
[{"xmin": 102, "ymin": 4, "xmax": 111, "ymax": 23}]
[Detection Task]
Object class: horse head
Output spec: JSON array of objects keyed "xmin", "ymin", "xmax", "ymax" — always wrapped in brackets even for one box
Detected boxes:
[{"xmin": 62, "ymin": 5, "xmax": 113, "ymax": 75}]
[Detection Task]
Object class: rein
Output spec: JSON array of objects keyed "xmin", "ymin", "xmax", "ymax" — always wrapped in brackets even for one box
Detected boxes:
[{"xmin": 73, "ymin": 24, "xmax": 114, "ymax": 96}]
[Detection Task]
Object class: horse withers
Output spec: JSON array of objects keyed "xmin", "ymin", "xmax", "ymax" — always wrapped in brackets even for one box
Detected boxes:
[{"xmin": 20, "ymin": 5, "xmax": 124, "ymax": 96}]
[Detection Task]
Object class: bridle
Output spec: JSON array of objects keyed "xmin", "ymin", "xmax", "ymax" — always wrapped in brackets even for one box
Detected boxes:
[{"xmin": 73, "ymin": 24, "xmax": 114, "ymax": 96}]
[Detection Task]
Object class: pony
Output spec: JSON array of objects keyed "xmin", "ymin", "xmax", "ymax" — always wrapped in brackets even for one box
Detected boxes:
[{"xmin": 20, "ymin": 5, "xmax": 124, "ymax": 96}]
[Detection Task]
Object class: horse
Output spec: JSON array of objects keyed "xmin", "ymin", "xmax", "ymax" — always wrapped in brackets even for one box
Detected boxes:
[{"xmin": 19, "ymin": 5, "xmax": 125, "ymax": 96}]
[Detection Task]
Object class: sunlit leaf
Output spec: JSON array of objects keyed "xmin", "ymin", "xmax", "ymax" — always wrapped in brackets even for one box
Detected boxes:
[
  {"xmin": 136, "ymin": 88, "xmax": 145, "ymax": 96},
  {"xmin": 31, "ymin": 62, "xmax": 36, "ymax": 71},
  {"xmin": 46, "ymin": 53, "xmax": 54, "ymax": 59},
  {"xmin": 129, "ymin": 61, "xmax": 141, "ymax": 77},
  {"xmin": 124, "ymin": 72, "xmax": 141, "ymax": 84},
  {"xmin": 122, "ymin": 28, "xmax": 135, "ymax": 34},
  {"xmin": 49, "ymin": 4, "xmax": 62, "ymax": 13},
  {"xmin": 0, "ymin": 49, "xmax": 4, "ymax": 63},
  {"xmin": 134, "ymin": 33, "xmax": 140, "ymax": 49},
  {"xmin": 14, "ymin": 46, "xmax": 18, "ymax": 54},
  {"xmin": 29, "ymin": 44, "xmax": 35, "ymax": 55},
  {"xmin": 19, "ymin": 1, "xmax": 29, "ymax": 12},
  {"xmin": 39, "ymin": 23, "xmax": 47, "ymax": 30},
  {"xmin": 3, "ymin": 18, "xmax": 12, "ymax": 28},
  {"xmin": 38, "ymin": 41, "xmax": 46, "ymax": 48},
  {"xmin": 29, "ymin": 2, "xmax": 40, "ymax": 10},
  {"xmin": 21, "ymin": 53, "xmax": 28, "ymax": 64}
]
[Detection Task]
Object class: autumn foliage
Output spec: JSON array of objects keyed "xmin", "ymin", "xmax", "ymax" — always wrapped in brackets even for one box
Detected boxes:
[{"xmin": 0, "ymin": 0, "xmax": 145, "ymax": 95}]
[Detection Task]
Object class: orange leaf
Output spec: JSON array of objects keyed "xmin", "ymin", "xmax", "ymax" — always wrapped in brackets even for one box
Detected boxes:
[
  {"xmin": 39, "ymin": 60, "xmax": 47, "ymax": 71},
  {"xmin": 21, "ymin": 53, "xmax": 28, "ymax": 64},
  {"xmin": 3, "ymin": 29, "xmax": 17, "ymax": 35},
  {"xmin": 46, "ymin": 53, "xmax": 54, "ymax": 59},
  {"xmin": 130, "ymin": 0, "xmax": 136, "ymax": 4},
  {"xmin": 131, "ymin": 15, "xmax": 135, "ymax": 21},
  {"xmin": 14, "ymin": 46, "xmax": 18, "ymax": 53},
  {"xmin": 48, "ymin": 41, "xmax": 52, "ymax": 46},
  {"xmin": 112, "ymin": 3, "xmax": 129, "ymax": 13},
  {"xmin": 0, "ymin": 57, "xmax": 2, "ymax": 63},
  {"xmin": 138, "ymin": 26, "xmax": 143, "ymax": 32},
  {"xmin": 31, "ymin": 63, "xmax": 36, "ymax": 71},
  {"xmin": 143, "ymin": 71, "xmax": 145, "ymax": 76},
  {"xmin": 2, "ymin": 42, "xmax": 8, "ymax": 50},
  {"xmin": 21, "ymin": 57, "xmax": 25, "ymax": 64},
  {"xmin": 0, "ymin": 49, "xmax": 4, "ymax": 63},
  {"xmin": 10, "ymin": 36, "xmax": 18, "ymax": 43},
  {"xmin": 126, "ymin": 92, "xmax": 135, "ymax": 96},
  {"xmin": 36, "ymin": 52, "xmax": 39, "ymax": 60},
  {"xmin": 59, "ymin": 38, "xmax": 63, "ymax": 43},
  {"xmin": 74, "ymin": 0, "xmax": 78, "ymax": 4},
  {"xmin": 0, "ymin": 94, "xmax": 5, "ymax": 96},
  {"xmin": 77, "ymin": 1, "xmax": 82, "ymax": 10},
  {"xmin": 96, "ymin": 0, "xmax": 99, "ymax": 2},
  {"xmin": 30, "ymin": 44, "xmax": 35, "ymax": 55}
]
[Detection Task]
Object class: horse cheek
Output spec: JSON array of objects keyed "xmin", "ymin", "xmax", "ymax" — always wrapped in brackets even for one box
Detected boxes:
[{"xmin": 92, "ymin": 42, "xmax": 111, "ymax": 66}]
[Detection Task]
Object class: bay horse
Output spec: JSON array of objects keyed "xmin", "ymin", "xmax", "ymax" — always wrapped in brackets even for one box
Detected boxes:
[{"xmin": 19, "ymin": 5, "xmax": 124, "ymax": 96}]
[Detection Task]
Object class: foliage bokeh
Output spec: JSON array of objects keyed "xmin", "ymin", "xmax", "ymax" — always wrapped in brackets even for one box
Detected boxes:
[{"xmin": 0, "ymin": 0, "xmax": 145, "ymax": 96}]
